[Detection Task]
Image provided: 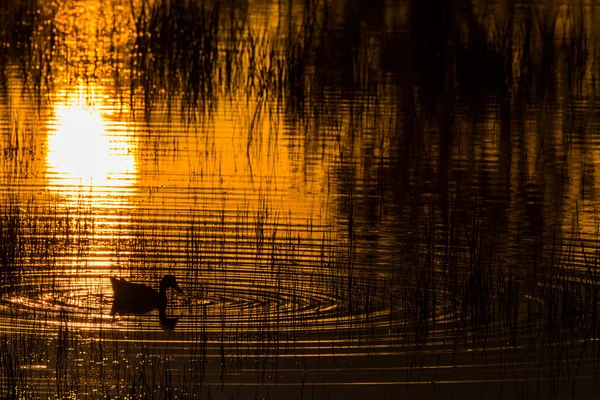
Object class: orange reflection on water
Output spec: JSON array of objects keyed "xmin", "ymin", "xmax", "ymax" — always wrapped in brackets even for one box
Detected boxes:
[{"xmin": 46, "ymin": 88, "xmax": 137, "ymax": 204}]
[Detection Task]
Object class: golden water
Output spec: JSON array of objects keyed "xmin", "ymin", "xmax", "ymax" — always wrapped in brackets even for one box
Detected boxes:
[{"xmin": 1, "ymin": 0, "xmax": 600, "ymax": 398}]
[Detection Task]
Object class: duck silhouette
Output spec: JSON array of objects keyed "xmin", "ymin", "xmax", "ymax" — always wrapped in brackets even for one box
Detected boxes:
[{"xmin": 110, "ymin": 274, "xmax": 183, "ymax": 317}]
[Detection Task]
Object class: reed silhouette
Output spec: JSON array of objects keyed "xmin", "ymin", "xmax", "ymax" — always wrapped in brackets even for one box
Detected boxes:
[{"xmin": 0, "ymin": 0, "xmax": 600, "ymax": 398}]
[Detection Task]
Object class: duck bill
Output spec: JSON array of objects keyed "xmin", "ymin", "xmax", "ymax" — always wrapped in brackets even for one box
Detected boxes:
[{"xmin": 174, "ymin": 283, "xmax": 183, "ymax": 293}]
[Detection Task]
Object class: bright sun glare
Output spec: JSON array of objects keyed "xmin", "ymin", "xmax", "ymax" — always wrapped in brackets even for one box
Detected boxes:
[{"xmin": 47, "ymin": 91, "xmax": 136, "ymax": 198}]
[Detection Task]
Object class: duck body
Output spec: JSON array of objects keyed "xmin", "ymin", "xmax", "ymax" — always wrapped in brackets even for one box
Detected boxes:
[{"xmin": 110, "ymin": 274, "xmax": 182, "ymax": 315}]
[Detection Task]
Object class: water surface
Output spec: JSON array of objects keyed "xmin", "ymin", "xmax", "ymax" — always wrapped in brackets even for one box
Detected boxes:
[{"xmin": 2, "ymin": 0, "xmax": 600, "ymax": 398}]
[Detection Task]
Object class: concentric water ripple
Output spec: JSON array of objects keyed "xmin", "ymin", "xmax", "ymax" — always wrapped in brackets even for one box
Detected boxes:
[{"xmin": 0, "ymin": 267, "xmax": 544, "ymax": 343}]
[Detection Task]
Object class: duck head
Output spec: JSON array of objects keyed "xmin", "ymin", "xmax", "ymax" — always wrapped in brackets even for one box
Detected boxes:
[{"xmin": 159, "ymin": 274, "xmax": 183, "ymax": 295}]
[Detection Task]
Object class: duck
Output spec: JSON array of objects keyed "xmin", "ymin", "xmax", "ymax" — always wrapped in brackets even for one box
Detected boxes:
[{"xmin": 110, "ymin": 274, "xmax": 183, "ymax": 316}]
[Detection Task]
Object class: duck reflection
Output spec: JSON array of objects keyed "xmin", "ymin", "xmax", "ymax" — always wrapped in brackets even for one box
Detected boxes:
[{"xmin": 110, "ymin": 275, "xmax": 182, "ymax": 330}]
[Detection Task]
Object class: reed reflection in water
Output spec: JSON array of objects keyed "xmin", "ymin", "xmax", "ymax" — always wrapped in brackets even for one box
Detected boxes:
[{"xmin": 2, "ymin": 0, "xmax": 600, "ymax": 398}]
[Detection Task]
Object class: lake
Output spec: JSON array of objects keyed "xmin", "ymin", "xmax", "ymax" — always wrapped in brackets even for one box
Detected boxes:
[{"xmin": 1, "ymin": 0, "xmax": 600, "ymax": 398}]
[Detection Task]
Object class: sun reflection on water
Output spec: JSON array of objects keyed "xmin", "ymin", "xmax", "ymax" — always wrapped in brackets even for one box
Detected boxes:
[{"xmin": 46, "ymin": 88, "xmax": 137, "ymax": 203}]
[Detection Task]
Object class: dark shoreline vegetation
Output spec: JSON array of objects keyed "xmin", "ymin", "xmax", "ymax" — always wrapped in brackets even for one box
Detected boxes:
[{"xmin": 2, "ymin": 0, "xmax": 600, "ymax": 398}]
